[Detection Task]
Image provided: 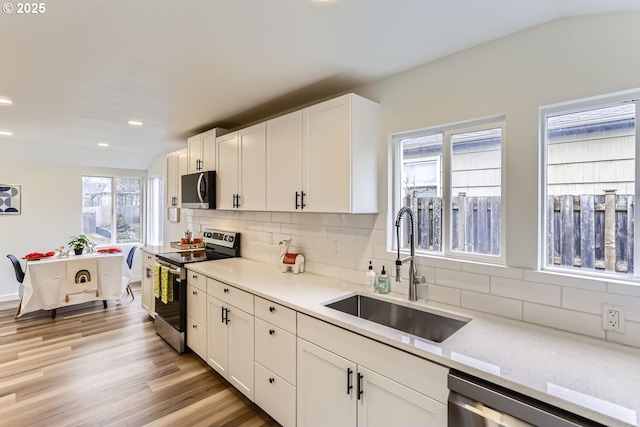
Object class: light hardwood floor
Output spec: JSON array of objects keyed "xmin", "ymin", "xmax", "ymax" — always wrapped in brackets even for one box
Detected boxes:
[{"xmin": 0, "ymin": 284, "xmax": 280, "ymax": 427}]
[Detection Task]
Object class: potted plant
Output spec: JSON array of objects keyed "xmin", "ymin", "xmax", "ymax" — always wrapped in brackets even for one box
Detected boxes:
[{"xmin": 69, "ymin": 234, "xmax": 92, "ymax": 255}]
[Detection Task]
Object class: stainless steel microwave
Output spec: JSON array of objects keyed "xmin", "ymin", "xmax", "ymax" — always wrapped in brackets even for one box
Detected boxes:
[{"xmin": 181, "ymin": 171, "xmax": 216, "ymax": 209}]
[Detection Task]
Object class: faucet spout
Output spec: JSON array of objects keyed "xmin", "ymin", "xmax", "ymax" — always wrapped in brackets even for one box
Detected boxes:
[{"xmin": 395, "ymin": 207, "xmax": 422, "ymax": 301}]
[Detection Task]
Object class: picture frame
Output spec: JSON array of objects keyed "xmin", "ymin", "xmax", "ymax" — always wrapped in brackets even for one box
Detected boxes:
[{"xmin": 0, "ymin": 184, "xmax": 21, "ymax": 214}]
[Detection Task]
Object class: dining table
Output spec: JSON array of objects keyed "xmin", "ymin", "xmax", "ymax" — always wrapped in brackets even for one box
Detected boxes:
[{"xmin": 16, "ymin": 251, "xmax": 125, "ymax": 318}]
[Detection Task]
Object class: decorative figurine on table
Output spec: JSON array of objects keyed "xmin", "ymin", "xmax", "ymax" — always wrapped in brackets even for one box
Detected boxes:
[
  {"xmin": 56, "ymin": 245, "xmax": 70, "ymax": 259},
  {"xmin": 279, "ymin": 239, "xmax": 305, "ymax": 274}
]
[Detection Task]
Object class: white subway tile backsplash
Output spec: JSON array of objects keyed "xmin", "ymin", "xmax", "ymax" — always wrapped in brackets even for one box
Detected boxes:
[
  {"xmin": 187, "ymin": 209, "xmax": 640, "ymax": 348},
  {"xmin": 524, "ymin": 270, "xmax": 606, "ymax": 292},
  {"xmin": 491, "ymin": 277, "xmax": 561, "ymax": 307},
  {"xmin": 523, "ymin": 303, "xmax": 605, "ymax": 339},
  {"xmin": 436, "ymin": 269, "xmax": 490, "ymax": 294},
  {"xmin": 606, "ymin": 281, "xmax": 640, "ymax": 297},
  {"xmin": 462, "ymin": 262, "xmax": 524, "ymax": 280},
  {"xmin": 429, "ymin": 284, "xmax": 461, "ymax": 306},
  {"xmin": 270, "ymin": 212, "xmax": 289, "ymax": 223},
  {"xmin": 341, "ymin": 214, "xmax": 375, "ymax": 229},
  {"xmin": 562, "ymin": 287, "xmax": 640, "ymax": 322},
  {"xmin": 254, "ymin": 212, "xmax": 272, "ymax": 221},
  {"xmin": 607, "ymin": 321, "xmax": 640, "ymax": 347},
  {"xmin": 461, "ymin": 291, "xmax": 522, "ymax": 320}
]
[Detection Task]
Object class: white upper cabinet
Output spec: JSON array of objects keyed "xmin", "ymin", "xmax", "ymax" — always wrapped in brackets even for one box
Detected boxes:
[
  {"xmin": 166, "ymin": 148, "xmax": 187, "ymax": 207},
  {"xmin": 267, "ymin": 93, "xmax": 379, "ymax": 213},
  {"xmin": 216, "ymin": 123, "xmax": 267, "ymax": 211},
  {"xmin": 187, "ymin": 128, "xmax": 224, "ymax": 174},
  {"xmin": 216, "ymin": 132, "xmax": 239, "ymax": 210},
  {"xmin": 266, "ymin": 110, "xmax": 304, "ymax": 211}
]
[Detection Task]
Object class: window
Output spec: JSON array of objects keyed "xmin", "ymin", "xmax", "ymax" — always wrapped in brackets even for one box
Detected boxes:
[
  {"xmin": 541, "ymin": 92, "xmax": 638, "ymax": 279},
  {"xmin": 393, "ymin": 118, "xmax": 505, "ymax": 261},
  {"xmin": 146, "ymin": 176, "xmax": 163, "ymax": 246},
  {"xmin": 82, "ymin": 176, "xmax": 142, "ymax": 246}
]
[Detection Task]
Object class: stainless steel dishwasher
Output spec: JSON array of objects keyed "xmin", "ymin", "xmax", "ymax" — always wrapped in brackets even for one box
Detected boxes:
[{"xmin": 448, "ymin": 370, "xmax": 606, "ymax": 427}]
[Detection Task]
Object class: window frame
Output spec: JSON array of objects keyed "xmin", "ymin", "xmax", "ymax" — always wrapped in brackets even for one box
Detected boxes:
[
  {"xmin": 82, "ymin": 174, "xmax": 145, "ymax": 247},
  {"xmin": 391, "ymin": 115, "xmax": 507, "ymax": 264},
  {"xmin": 539, "ymin": 89, "xmax": 640, "ymax": 281}
]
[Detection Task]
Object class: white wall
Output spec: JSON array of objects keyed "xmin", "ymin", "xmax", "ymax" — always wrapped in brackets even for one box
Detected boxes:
[
  {"xmin": 177, "ymin": 11, "xmax": 640, "ymax": 348},
  {"xmin": 0, "ymin": 160, "xmax": 146, "ymax": 301}
]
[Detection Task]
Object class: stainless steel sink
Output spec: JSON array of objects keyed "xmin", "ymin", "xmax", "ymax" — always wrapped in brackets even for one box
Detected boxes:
[{"xmin": 324, "ymin": 294, "xmax": 469, "ymax": 343}]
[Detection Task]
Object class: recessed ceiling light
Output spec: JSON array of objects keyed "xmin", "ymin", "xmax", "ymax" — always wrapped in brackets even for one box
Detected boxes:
[
  {"xmin": 0, "ymin": 131, "xmax": 13, "ymax": 136},
  {"xmin": 98, "ymin": 142, "xmax": 109, "ymax": 147},
  {"xmin": 0, "ymin": 97, "xmax": 12, "ymax": 106},
  {"xmin": 128, "ymin": 120, "xmax": 143, "ymax": 127}
]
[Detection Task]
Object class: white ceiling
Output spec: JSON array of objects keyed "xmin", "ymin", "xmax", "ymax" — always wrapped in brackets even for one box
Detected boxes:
[{"xmin": 2, "ymin": 0, "xmax": 640, "ymax": 170}]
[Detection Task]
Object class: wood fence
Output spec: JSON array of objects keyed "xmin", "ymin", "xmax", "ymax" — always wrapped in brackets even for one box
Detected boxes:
[
  {"xmin": 547, "ymin": 191, "xmax": 634, "ymax": 273},
  {"xmin": 402, "ymin": 193, "xmax": 501, "ymax": 255}
]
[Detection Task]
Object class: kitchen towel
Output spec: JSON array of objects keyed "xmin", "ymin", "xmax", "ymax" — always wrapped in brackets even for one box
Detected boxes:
[{"xmin": 153, "ymin": 264, "xmax": 173, "ymax": 304}]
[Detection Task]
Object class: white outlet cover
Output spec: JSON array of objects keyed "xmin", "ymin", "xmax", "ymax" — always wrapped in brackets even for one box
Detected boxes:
[{"xmin": 602, "ymin": 303, "xmax": 626, "ymax": 332}]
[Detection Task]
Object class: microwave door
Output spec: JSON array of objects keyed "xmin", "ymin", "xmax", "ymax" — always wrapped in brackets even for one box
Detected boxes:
[{"xmin": 197, "ymin": 173, "xmax": 206, "ymax": 204}]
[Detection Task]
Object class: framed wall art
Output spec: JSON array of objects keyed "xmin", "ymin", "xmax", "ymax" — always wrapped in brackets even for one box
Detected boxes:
[{"xmin": 0, "ymin": 185, "xmax": 21, "ymax": 214}]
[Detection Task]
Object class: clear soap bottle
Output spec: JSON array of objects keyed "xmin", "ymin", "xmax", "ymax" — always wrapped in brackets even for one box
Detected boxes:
[
  {"xmin": 365, "ymin": 261, "xmax": 377, "ymax": 293},
  {"xmin": 377, "ymin": 265, "xmax": 390, "ymax": 294}
]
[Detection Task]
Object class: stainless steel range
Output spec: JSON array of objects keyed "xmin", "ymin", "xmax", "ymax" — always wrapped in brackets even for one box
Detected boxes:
[{"xmin": 154, "ymin": 229, "xmax": 240, "ymax": 352}]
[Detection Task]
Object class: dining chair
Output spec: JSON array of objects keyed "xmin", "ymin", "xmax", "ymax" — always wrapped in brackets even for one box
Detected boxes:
[
  {"xmin": 122, "ymin": 246, "xmax": 137, "ymax": 299},
  {"xmin": 7, "ymin": 254, "xmax": 25, "ymax": 318}
]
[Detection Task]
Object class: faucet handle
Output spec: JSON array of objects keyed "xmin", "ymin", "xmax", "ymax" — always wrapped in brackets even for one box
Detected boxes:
[
  {"xmin": 415, "ymin": 275, "xmax": 426, "ymax": 285},
  {"xmin": 395, "ymin": 259, "xmax": 403, "ymax": 282}
]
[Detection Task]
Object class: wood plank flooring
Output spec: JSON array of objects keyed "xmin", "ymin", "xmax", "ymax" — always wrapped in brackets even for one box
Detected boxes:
[{"xmin": 0, "ymin": 284, "xmax": 280, "ymax": 427}]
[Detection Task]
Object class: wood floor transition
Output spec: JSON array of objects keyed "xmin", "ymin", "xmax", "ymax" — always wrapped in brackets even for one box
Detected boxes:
[{"xmin": 0, "ymin": 283, "xmax": 280, "ymax": 427}]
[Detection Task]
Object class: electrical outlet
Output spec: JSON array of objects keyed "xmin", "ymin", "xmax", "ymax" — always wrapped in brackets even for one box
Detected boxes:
[
  {"xmin": 333, "ymin": 240, "xmax": 341, "ymax": 254},
  {"xmin": 602, "ymin": 304, "xmax": 626, "ymax": 332}
]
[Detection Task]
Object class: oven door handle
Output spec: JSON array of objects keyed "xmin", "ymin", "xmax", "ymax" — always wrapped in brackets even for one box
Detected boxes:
[{"xmin": 168, "ymin": 268, "xmax": 181, "ymax": 276}]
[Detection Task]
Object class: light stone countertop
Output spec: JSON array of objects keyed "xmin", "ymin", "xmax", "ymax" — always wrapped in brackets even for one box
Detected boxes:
[{"xmin": 187, "ymin": 257, "xmax": 640, "ymax": 427}]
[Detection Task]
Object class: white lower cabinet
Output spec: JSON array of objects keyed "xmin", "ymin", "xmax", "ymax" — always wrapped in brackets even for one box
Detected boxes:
[
  {"xmin": 140, "ymin": 250, "xmax": 155, "ymax": 317},
  {"xmin": 206, "ymin": 280, "xmax": 255, "ymax": 401},
  {"xmin": 186, "ymin": 283, "xmax": 207, "ymax": 360},
  {"xmin": 255, "ymin": 362, "xmax": 296, "ymax": 427},
  {"xmin": 296, "ymin": 313, "xmax": 448, "ymax": 427},
  {"xmin": 254, "ymin": 297, "xmax": 297, "ymax": 426}
]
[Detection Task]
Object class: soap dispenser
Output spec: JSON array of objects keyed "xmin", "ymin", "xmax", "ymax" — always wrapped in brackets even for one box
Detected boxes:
[
  {"xmin": 365, "ymin": 261, "xmax": 376, "ymax": 293},
  {"xmin": 377, "ymin": 266, "xmax": 390, "ymax": 294}
]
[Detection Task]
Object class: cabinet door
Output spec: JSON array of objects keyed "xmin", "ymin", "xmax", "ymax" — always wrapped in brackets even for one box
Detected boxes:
[
  {"xmin": 357, "ymin": 366, "xmax": 446, "ymax": 427},
  {"xmin": 216, "ymin": 132, "xmax": 239, "ymax": 210},
  {"xmin": 187, "ymin": 316, "xmax": 207, "ymax": 361},
  {"xmin": 207, "ymin": 295, "xmax": 228, "ymax": 376},
  {"xmin": 227, "ymin": 306, "xmax": 255, "ymax": 401},
  {"xmin": 297, "ymin": 338, "xmax": 356, "ymax": 427},
  {"xmin": 141, "ymin": 262, "xmax": 155, "ymax": 316},
  {"xmin": 201, "ymin": 129, "xmax": 218, "ymax": 172},
  {"xmin": 187, "ymin": 134, "xmax": 202, "ymax": 174},
  {"xmin": 166, "ymin": 152, "xmax": 178, "ymax": 207},
  {"xmin": 303, "ymin": 94, "xmax": 352, "ymax": 212},
  {"xmin": 238, "ymin": 122, "xmax": 266, "ymax": 211},
  {"xmin": 266, "ymin": 110, "xmax": 303, "ymax": 211}
]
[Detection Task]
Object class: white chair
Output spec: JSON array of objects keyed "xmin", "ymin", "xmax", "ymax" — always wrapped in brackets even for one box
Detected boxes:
[{"xmin": 121, "ymin": 246, "xmax": 136, "ymax": 299}]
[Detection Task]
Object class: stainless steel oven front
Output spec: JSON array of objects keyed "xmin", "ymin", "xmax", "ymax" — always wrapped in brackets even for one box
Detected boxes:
[{"xmin": 154, "ymin": 257, "xmax": 187, "ymax": 353}]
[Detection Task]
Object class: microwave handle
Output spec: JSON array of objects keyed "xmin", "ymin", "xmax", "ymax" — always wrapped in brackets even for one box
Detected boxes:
[{"xmin": 197, "ymin": 173, "xmax": 206, "ymax": 203}]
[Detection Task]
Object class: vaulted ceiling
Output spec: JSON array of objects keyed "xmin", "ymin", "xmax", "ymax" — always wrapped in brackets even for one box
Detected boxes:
[{"xmin": 2, "ymin": 0, "xmax": 639, "ymax": 169}]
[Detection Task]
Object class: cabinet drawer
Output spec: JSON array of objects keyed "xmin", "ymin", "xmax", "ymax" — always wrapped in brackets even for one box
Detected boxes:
[
  {"xmin": 255, "ymin": 296, "xmax": 296, "ymax": 334},
  {"xmin": 187, "ymin": 316, "xmax": 207, "ymax": 361},
  {"xmin": 255, "ymin": 318, "xmax": 296, "ymax": 385},
  {"xmin": 186, "ymin": 269, "xmax": 207, "ymax": 292},
  {"xmin": 255, "ymin": 362, "xmax": 296, "ymax": 427},
  {"xmin": 207, "ymin": 279, "xmax": 254, "ymax": 314},
  {"xmin": 187, "ymin": 284, "xmax": 207, "ymax": 325},
  {"xmin": 142, "ymin": 250, "xmax": 155, "ymax": 264}
]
